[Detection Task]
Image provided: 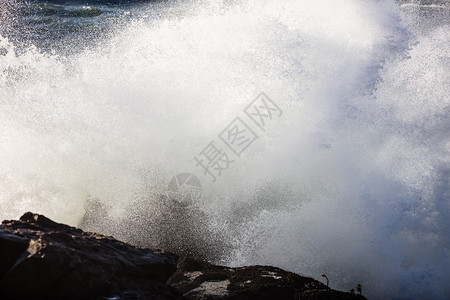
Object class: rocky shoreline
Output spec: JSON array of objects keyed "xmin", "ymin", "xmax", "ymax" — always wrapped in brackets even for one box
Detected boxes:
[{"xmin": 1, "ymin": 212, "xmax": 367, "ymax": 299}]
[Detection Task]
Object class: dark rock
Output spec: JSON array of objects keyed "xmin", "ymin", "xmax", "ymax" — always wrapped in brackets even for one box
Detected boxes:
[
  {"xmin": 169, "ymin": 257, "xmax": 368, "ymax": 300},
  {"xmin": 1, "ymin": 213, "xmax": 367, "ymax": 300},
  {"xmin": 0, "ymin": 212, "xmax": 181, "ymax": 300}
]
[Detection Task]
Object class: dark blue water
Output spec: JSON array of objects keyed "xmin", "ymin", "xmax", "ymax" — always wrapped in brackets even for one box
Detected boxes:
[{"xmin": 1, "ymin": 0, "xmax": 161, "ymax": 54}]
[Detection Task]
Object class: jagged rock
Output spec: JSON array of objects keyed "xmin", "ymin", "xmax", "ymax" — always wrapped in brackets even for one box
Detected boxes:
[
  {"xmin": 1, "ymin": 213, "xmax": 367, "ymax": 300},
  {"xmin": 0, "ymin": 212, "xmax": 181, "ymax": 300},
  {"xmin": 169, "ymin": 257, "xmax": 367, "ymax": 300}
]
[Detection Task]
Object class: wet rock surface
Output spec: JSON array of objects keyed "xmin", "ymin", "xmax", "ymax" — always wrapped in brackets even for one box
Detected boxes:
[{"xmin": 1, "ymin": 213, "xmax": 367, "ymax": 300}]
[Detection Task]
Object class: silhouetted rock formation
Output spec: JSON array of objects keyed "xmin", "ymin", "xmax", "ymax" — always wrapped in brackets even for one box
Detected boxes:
[
  {"xmin": 0, "ymin": 212, "xmax": 180, "ymax": 300},
  {"xmin": 169, "ymin": 257, "xmax": 367, "ymax": 300},
  {"xmin": 1, "ymin": 212, "xmax": 367, "ymax": 300}
]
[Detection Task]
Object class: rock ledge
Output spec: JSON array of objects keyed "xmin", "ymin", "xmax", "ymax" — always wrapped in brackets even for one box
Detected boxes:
[{"xmin": 0, "ymin": 212, "xmax": 367, "ymax": 300}]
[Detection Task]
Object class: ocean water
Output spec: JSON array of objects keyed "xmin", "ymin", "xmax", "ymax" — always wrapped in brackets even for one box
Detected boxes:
[{"xmin": 0, "ymin": 0, "xmax": 449, "ymax": 299}]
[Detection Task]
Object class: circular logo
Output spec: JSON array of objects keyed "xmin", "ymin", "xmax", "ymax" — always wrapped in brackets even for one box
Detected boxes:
[{"xmin": 167, "ymin": 173, "xmax": 202, "ymax": 206}]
